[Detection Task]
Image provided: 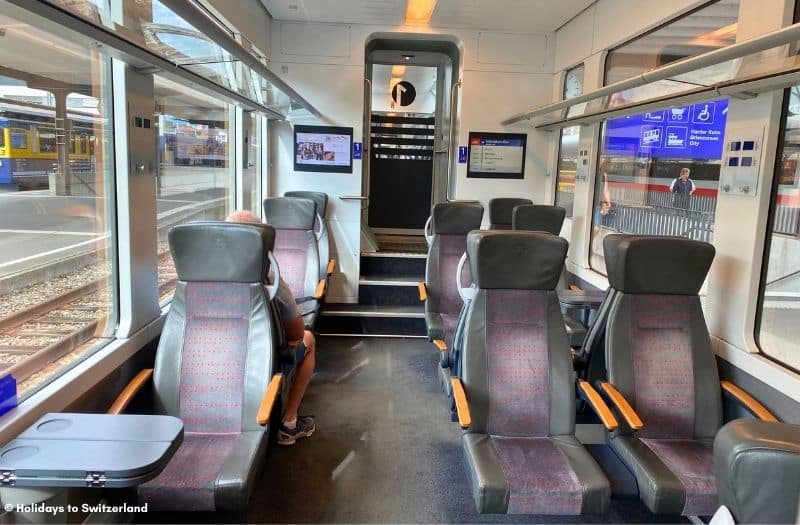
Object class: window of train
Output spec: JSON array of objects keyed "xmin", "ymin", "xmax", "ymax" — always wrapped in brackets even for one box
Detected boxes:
[
  {"xmin": 155, "ymin": 76, "xmax": 234, "ymax": 303},
  {"xmin": 241, "ymin": 111, "xmax": 263, "ymax": 215},
  {"xmin": 589, "ymin": 0, "xmax": 739, "ymax": 273},
  {"xmin": 589, "ymin": 100, "xmax": 727, "ymax": 273},
  {"xmin": 757, "ymin": 87, "xmax": 800, "ymax": 372},
  {"xmin": 0, "ymin": 13, "xmax": 117, "ymax": 398},
  {"xmin": 555, "ymin": 64, "xmax": 584, "ymax": 218}
]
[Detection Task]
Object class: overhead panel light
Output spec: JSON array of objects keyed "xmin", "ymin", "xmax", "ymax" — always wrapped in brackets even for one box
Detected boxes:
[{"xmin": 405, "ymin": 0, "xmax": 437, "ymax": 26}]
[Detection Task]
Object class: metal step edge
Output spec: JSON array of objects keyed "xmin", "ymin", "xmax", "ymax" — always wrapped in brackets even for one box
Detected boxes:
[
  {"xmin": 360, "ymin": 251, "xmax": 427, "ymax": 259},
  {"xmin": 358, "ymin": 277, "xmax": 421, "ymax": 287},
  {"xmin": 321, "ymin": 310, "xmax": 425, "ymax": 319},
  {"xmin": 316, "ymin": 333, "xmax": 427, "ymax": 339}
]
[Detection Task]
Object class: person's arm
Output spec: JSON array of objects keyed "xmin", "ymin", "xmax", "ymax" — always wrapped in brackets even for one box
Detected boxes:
[
  {"xmin": 670, "ymin": 178, "xmax": 677, "ymax": 192},
  {"xmin": 602, "ymin": 172, "xmax": 612, "ymax": 205},
  {"xmin": 284, "ymin": 316, "xmax": 305, "ymax": 346},
  {"xmin": 689, "ymin": 180, "xmax": 696, "ymax": 195}
]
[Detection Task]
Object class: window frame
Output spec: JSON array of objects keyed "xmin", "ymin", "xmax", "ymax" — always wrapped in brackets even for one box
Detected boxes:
[{"xmin": 553, "ymin": 63, "xmax": 585, "ymax": 215}]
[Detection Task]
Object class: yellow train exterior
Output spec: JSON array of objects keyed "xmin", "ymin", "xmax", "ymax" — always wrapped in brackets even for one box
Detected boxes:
[{"xmin": 0, "ymin": 115, "xmax": 94, "ymax": 187}]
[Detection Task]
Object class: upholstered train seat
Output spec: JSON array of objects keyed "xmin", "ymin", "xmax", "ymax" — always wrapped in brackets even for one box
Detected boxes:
[
  {"xmin": 599, "ymin": 236, "xmax": 779, "ymax": 517},
  {"xmin": 284, "ymin": 191, "xmax": 335, "ymax": 286},
  {"xmin": 419, "ymin": 201, "xmax": 483, "ymax": 347},
  {"xmin": 264, "ymin": 196, "xmax": 326, "ymax": 329},
  {"xmin": 714, "ymin": 419, "xmax": 800, "ymax": 524},
  {"xmin": 509, "ymin": 204, "xmax": 586, "ymax": 347},
  {"xmin": 109, "ymin": 222, "xmax": 285, "ymax": 512},
  {"xmin": 488, "ymin": 197, "xmax": 532, "ymax": 229},
  {"xmin": 452, "ymin": 231, "xmax": 611, "ymax": 515}
]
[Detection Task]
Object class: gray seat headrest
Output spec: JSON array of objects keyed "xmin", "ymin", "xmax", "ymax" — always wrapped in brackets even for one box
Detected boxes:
[
  {"xmin": 432, "ymin": 202, "xmax": 484, "ymax": 235},
  {"xmin": 284, "ymin": 191, "xmax": 328, "ymax": 218},
  {"xmin": 604, "ymin": 235, "xmax": 715, "ymax": 295},
  {"xmin": 512, "ymin": 205, "xmax": 566, "ymax": 235},
  {"xmin": 263, "ymin": 197, "xmax": 317, "ymax": 230},
  {"xmin": 489, "ymin": 197, "xmax": 533, "ymax": 226},
  {"xmin": 169, "ymin": 222, "xmax": 275, "ymax": 283},
  {"xmin": 467, "ymin": 230, "xmax": 568, "ymax": 290}
]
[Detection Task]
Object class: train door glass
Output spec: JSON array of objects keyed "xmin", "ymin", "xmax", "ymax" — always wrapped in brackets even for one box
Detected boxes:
[
  {"xmin": 241, "ymin": 111, "xmax": 262, "ymax": 216},
  {"xmin": 154, "ymin": 75, "xmax": 233, "ymax": 303},
  {"xmin": 757, "ymin": 86, "xmax": 800, "ymax": 372},
  {"xmin": 0, "ymin": 12, "xmax": 117, "ymax": 399},
  {"xmin": 368, "ymin": 64, "xmax": 437, "ymax": 232},
  {"xmin": 589, "ymin": 99, "xmax": 727, "ymax": 273},
  {"xmin": 555, "ymin": 126, "xmax": 579, "ymax": 218}
]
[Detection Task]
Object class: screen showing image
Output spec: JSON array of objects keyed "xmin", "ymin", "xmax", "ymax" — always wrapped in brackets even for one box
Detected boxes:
[
  {"xmin": 294, "ymin": 125, "xmax": 353, "ymax": 173},
  {"xmin": 467, "ymin": 132, "xmax": 527, "ymax": 179}
]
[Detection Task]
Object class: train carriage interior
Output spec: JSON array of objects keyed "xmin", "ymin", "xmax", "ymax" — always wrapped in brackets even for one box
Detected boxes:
[{"xmin": 0, "ymin": 0, "xmax": 799, "ymax": 523}]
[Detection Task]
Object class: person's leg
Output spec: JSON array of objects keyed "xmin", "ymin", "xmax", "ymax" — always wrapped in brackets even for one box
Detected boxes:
[{"xmin": 283, "ymin": 330, "xmax": 316, "ymax": 423}]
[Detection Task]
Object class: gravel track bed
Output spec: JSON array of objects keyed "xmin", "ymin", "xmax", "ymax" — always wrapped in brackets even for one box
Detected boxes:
[{"xmin": 0, "ymin": 335, "xmax": 60, "ymax": 347}]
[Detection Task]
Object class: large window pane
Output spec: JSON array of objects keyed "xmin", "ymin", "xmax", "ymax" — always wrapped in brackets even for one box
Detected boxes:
[
  {"xmin": 155, "ymin": 76, "xmax": 233, "ymax": 302},
  {"xmin": 758, "ymin": 87, "xmax": 800, "ymax": 372},
  {"xmin": 589, "ymin": 99, "xmax": 727, "ymax": 273},
  {"xmin": 0, "ymin": 13, "xmax": 116, "ymax": 398}
]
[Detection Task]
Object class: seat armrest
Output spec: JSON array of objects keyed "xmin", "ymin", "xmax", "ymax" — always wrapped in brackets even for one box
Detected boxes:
[
  {"xmin": 314, "ymin": 279, "xmax": 326, "ymax": 300},
  {"xmin": 326, "ymin": 259, "xmax": 335, "ymax": 276},
  {"xmin": 569, "ymin": 284, "xmax": 582, "ymax": 291},
  {"xmin": 257, "ymin": 374, "xmax": 283, "ymax": 426},
  {"xmin": 579, "ymin": 380, "xmax": 618, "ymax": 431},
  {"xmin": 108, "ymin": 369, "xmax": 153, "ymax": 415},
  {"xmin": 451, "ymin": 378, "xmax": 471, "ymax": 429},
  {"xmin": 418, "ymin": 282, "xmax": 428, "ymax": 302},
  {"xmin": 720, "ymin": 380, "xmax": 778, "ymax": 422},
  {"xmin": 600, "ymin": 382, "xmax": 644, "ymax": 430},
  {"xmin": 432, "ymin": 339, "xmax": 447, "ymax": 352}
]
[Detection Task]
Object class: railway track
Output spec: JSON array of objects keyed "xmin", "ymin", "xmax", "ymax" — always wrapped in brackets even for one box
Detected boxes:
[{"xmin": 0, "ymin": 251, "xmax": 178, "ymax": 385}]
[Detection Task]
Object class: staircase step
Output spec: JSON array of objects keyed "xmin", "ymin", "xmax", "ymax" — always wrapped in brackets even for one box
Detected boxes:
[
  {"xmin": 360, "ymin": 252, "xmax": 426, "ymax": 280},
  {"xmin": 317, "ymin": 303, "xmax": 427, "ymax": 337},
  {"xmin": 358, "ymin": 276, "xmax": 421, "ymax": 306}
]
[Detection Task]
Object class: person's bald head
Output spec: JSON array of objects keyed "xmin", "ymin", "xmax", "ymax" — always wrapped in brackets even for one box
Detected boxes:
[{"xmin": 225, "ymin": 210, "xmax": 261, "ymax": 224}]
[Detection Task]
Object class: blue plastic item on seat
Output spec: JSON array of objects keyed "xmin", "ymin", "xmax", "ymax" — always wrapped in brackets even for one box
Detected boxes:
[{"xmin": 0, "ymin": 375, "xmax": 17, "ymax": 417}]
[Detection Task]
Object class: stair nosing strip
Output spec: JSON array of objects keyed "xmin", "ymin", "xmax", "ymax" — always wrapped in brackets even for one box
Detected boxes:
[{"xmin": 360, "ymin": 252, "xmax": 427, "ymax": 259}]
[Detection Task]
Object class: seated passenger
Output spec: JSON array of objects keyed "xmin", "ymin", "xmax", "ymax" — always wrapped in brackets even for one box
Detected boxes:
[{"xmin": 226, "ymin": 210, "xmax": 316, "ymax": 446}]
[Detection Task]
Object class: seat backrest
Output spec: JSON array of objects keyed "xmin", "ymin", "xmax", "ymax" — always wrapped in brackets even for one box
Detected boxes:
[
  {"xmin": 488, "ymin": 198, "xmax": 532, "ymax": 229},
  {"xmin": 263, "ymin": 197, "xmax": 319, "ymax": 299},
  {"xmin": 604, "ymin": 235, "xmax": 719, "ymax": 439},
  {"xmin": 284, "ymin": 191, "xmax": 330, "ymax": 280},
  {"xmin": 154, "ymin": 222, "xmax": 279, "ymax": 434},
  {"xmin": 512, "ymin": 204, "xmax": 566, "ymax": 235},
  {"xmin": 426, "ymin": 202, "xmax": 484, "ymax": 329},
  {"xmin": 461, "ymin": 230, "xmax": 572, "ymax": 438}
]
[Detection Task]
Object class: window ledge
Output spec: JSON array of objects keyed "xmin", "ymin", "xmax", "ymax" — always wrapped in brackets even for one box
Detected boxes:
[{"xmin": 0, "ymin": 308, "xmax": 168, "ymax": 446}]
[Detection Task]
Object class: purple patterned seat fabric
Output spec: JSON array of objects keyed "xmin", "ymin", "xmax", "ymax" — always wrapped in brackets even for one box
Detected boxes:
[
  {"xmin": 485, "ymin": 289, "xmax": 585, "ymax": 515},
  {"xmin": 139, "ymin": 282, "xmax": 250, "ymax": 511},
  {"xmin": 274, "ymin": 229, "xmax": 309, "ymax": 298},
  {"xmin": 437, "ymin": 235, "xmax": 471, "ymax": 345}
]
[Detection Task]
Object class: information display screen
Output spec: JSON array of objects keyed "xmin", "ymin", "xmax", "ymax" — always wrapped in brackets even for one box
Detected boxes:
[
  {"xmin": 294, "ymin": 125, "xmax": 353, "ymax": 173},
  {"xmin": 467, "ymin": 132, "xmax": 527, "ymax": 179},
  {"xmin": 604, "ymin": 99, "xmax": 728, "ymax": 160}
]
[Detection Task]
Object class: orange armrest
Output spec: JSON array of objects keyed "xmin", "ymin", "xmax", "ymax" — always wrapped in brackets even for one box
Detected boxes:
[
  {"xmin": 579, "ymin": 381, "xmax": 618, "ymax": 431},
  {"xmin": 451, "ymin": 378, "xmax": 471, "ymax": 429},
  {"xmin": 569, "ymin": 284, "xmax": 582, "ymax": 291},
  {"xmin": 257, "ymin": 374, "xmax": 283, "ymax": 426},
  {"xmin": 108, "ymin": 369, "xmax": 153, "ymax": 414},
  {"xmin": 600, "ymin": 382, "xmax": 644, "ymax": 430},
  {"xmin": 721, "ymin": 380, "xmax": 778, "ymax": 422},
  {"xmin": 433, "ymin": 339, "xmax": 447, "ymax": 352},
  {"xmin": 418, "ymin": 282, "xmax": 428, "ymax": 302},
  {"xmin": 314, "ymin": 279, "xmax": 326, "ymax": 299},
  {"xmin": 326, "ymin": 259, "xmax": 335, "ymax": 276}
]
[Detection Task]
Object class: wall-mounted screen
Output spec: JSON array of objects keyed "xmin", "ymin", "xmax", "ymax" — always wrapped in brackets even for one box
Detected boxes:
[
  {"xmin": 604, "ymin": 99, "xmax": 728, "ymax": 160},
  {"xmin": 467, "ymin": 132, "xmax": 527, "ymax": 179},
  {"xmin": 294, "ymin": 125, "xmax": 353, "ymax": 173}
]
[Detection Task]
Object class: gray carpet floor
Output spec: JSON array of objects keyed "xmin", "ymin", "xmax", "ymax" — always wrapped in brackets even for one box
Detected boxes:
[{"xmin": 247, "ymin": 336, "xmax": 686, "ymax": 524}]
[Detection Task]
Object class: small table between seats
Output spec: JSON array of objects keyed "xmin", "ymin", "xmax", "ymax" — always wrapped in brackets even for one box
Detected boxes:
[
  {"xmin": 0, "ymin": 413, "xmax": 182, "ymax": 521},
  {"xmin": 558, "ymin": 288, "xmax": 606, "ymax": 326}
]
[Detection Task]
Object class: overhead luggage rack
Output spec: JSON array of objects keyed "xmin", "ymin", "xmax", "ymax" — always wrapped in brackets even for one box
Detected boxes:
[{"xmin": 502, "ymin": 21, "xmax": 800, "ymax": 130}]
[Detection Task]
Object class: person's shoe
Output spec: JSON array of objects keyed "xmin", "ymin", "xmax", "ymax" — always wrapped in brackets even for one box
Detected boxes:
[{"xmin": 277, "ymin": 415, "xmax": 315, "ymax": 445}]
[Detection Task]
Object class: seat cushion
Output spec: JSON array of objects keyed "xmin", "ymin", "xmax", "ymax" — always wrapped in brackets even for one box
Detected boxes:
[
  {"xmin": 611, "ymin": 436, "xmax": 717, "ymax": 516},
  {"xmin": 441, "ymin": 313, "xmax": 458, "ymax": 346},
  {"xmin": 139, "ymin": 431, "xmax": 266, "ymax": 512},
  {"xmin": 463, "ymin": 433, "xmax": 609, "ymax": 515}
]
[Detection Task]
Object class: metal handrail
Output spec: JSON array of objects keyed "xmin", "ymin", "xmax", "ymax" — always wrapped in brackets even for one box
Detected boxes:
[
  {"xmin": 502, "ymin": 21, "xmax": 800, "ymax": 125},
  {"xmin": 446, "ymin": 80, "xmax": 462, "ymax": 200}
]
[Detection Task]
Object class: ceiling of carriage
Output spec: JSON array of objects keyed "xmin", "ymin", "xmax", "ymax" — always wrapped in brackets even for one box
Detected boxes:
[{"xmin": 260, "ymin": 0, "xmax": 596, "ymax": 32}]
